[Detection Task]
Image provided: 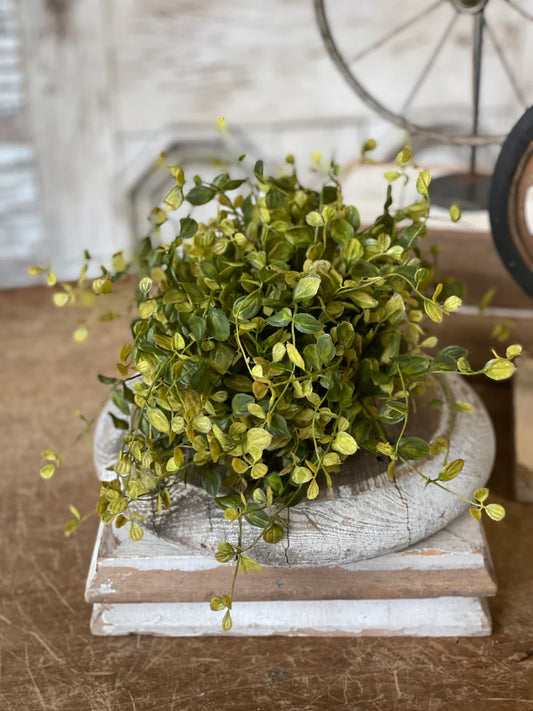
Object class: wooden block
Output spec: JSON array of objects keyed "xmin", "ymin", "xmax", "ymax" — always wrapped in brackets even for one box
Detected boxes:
[
  {"xmin": 86, "ymin": 511, "xmax": 496, "ymax": 637},
  {"xmin": 90, "ymin": 597, "xmax": 492, "ymax": 638},
  {"xmin": 514, "ymin": 355, "xmax": 533, "ymax": 502},
  {"xmin": 86, "ymin": 512, "xmax": 496, "ymax": 604}
]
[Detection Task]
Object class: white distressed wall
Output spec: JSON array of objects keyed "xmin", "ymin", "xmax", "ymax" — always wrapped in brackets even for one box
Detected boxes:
[
  {"xmin": 0, "ymin": 0, "xmax": 43, "ymax": 287},
  {"xmin": 2, "ymin": 0, "xmax": 533, "ymax": 287}
]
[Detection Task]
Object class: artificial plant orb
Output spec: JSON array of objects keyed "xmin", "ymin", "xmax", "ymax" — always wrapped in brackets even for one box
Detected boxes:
[{"xmin": 36, "ymin": 147, "xmax": 518, "ymax": 630}]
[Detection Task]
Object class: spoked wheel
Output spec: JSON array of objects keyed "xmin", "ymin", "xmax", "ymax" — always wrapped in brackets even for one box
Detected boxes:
[
  {"xmin": 314, "ymin": 0, "xmax": 533, "ymax": 208},
  {"xmin": 489, "ymin": 106, "xmax": 533, "ymax": 296}
]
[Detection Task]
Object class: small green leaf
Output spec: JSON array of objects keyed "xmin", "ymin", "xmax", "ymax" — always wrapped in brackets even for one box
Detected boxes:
[
  {"xmin": 485, "ymin": 503, "xmax": 505, "ymax": 521},
  {"xmin": 251, "ymin": 462, "xmax": 268, "ymax": 479},
  {"xmin": 449, "ymin": 203, "xmax": 461, "ymax": 222},
  {"xmin": 266, "ymin": 308, "xmax": 292, "ymax": 327},
  {"xmin": 272, "ymin": 342, "xmax": 286, "ymax": 362},
  {"xmin": 439, "ymin": 459, "xmax": 464, "ymax": 481},
  {"xmin": 169, "ymin": 165, "xmax": 185, "ymax": 186},
  {"xmin": 163, "ymin": 185, "xmax": 183, "ymax": 211},
  {"xmin": 73, "ymin": 326, "xmax": 89, "ymax": 342},
  {"xmin": 429, "ymin": 437, "xmax": 448, "ymax": 456},
  {"xmin": 192, "ymin": 415, "xmax": 212, "ymax": 433},
  {"xmin": 443, "ymin": 296, "xmax": 462, "ymax": 311},
  {"xmin": 207, "ymin": 309, "xmax": 230, "ymax": 341},
  {"xmin": 384, "ymin": 170, "xmax": 401, "ymax": 182},
  {"xmin": 457, "ymin": 357, "xmax": 472, "ymax": 373},
  {"xmin": 484, "ymin": 358, "xmax": 515, "ymax": 381},
  {"xmin": 64, "ymin": 519, "xmax": 79, "ymax": 537},
  {"xmin": 307, "ymin": 479, "xmax": 319, "ymax": 499},
  {"xmin": 287, "ymin": 343, "xmax": 306, "ymax": 370},
  {"xmin": 40, "ymin": 463, "xmax": 56, "ymax": 479},
  {"xmin": 210, "ymin": 596, "xmax": 227, "ymax": 611},
  {"xmin": 109, "ymin": 413, "xmax": 129, "ymax": 430},
  {"xmin": 232, "ymin": 393, "xmax": 255, "ymax": 417},
  {"xmin": 331, "ymin": 218, "xmax": 354, "ymax": 243},
  {"xmin": 53, "ymin": 292, "xmax": 70, "ymax": 307},
  {"xmin": 294, "ymin": 313, "xmax": 323, "ymax": 334},
  {"xmin": 240, "ymin": 555, "xmax": 263, "ymax": 573},
  {"xmin": 189, "ymin": 316, "xmax": 206, "ymax": 342},
  {"xmin": 332, "ymin": 432, "xmax": 358, "ymax": 456},
  {"xmin": 424, "ymin": 299, "xmax": 443, "ymax": 323},
  {"xmin": 224, "ymin": 507, "xmax": 240, "ymax": 521},
  {"xmin": 316, "ymin": 334, "xmax": 335, "ymax": 364},
  {"xmin": 233, "ymin": 292, "xmax": 261, "ymax": 321},
  {"xmin": 322, "ymin": 452, "xmax": 341, "ymax": 467},
  {"xmin": 222, "ymin": 609, "xmax": 233, "ymax": 631},
  {"xmin": 292, "ymin": 466, "xmax": 313, "ymax": 484},
  {"xmin": 469, "ymin": 507, "xmax": 482, "ymax": 521},
  {"xmin": 215, "ymin": 542, "xmax": 235, "ymax": 563},
  {"xmin": 453, "ymin": 401, "xmax": 474, "ymax": 414},
  {"xmin": 146, "ymin": 408, "xmax": 170, "ymax": 433},
  {"xmin": 139, "ymin": 277, "xmax": 152, "ymax": 294},
  {"xmin": 474, "ymin": 487, "xmax": 489, "ymax": 502},
  {"xmin": 398, "ymin": 436, "xmax": 429, "ymax": 460},
  {"xmin": 396, "ymin": 146, "xmax": 412, "ymax": 166},
  {"xmin": 293, "ymin": 276, "xmax": 321, "ymax": 302},
  {"xmin": 246, "ymin": 428, "xmax": 273, "ymax": 451},
  {"xmin": 186, "ymin": 185, "xmax": 216, "ymax": 205},
  {"xmin": 416, "ymin": 169, "xmax": 431, "ymax": 196},
  {"xmin": 129, "ymin": 522, "xmax": 144, "ymax": 541},
  {"xmin": 263, "ymin": 524, "xmax": 284, "ymax": 544},
  {"xmin": 305, "ymin": 211, "xmax": 324, "ymax": 227},
  {"xmin": 139, "ymin": 300, "xmax": 155, "ymax": 319},
  {"xmin": 179, "ymin": 216, "xmax": 198, "ymax": 240},
  {"xmin": 151, "ymin": 207, "xmax": 167, "ymax": 225},
  {"xmin": 350, "ymin": 292, "xmax": 378, "ymax": 309},
  {"xmin": 506, "ymin": 344, "xmax": 522, "ymax": 360}
]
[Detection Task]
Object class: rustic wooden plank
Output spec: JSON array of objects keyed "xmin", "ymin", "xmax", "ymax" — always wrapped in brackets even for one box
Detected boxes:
[
  {"xmin": 85, "ymin": 511, "xmax": 496, "ymax": 605},
  {"xmin": 513, "ymin": 355, "xmax": 533, "ymax": 502},
  {"xmin": 90, "ymin": 597, "xmax": 492, "ymax": 637},
  {"xmin": 17, "ymin": 0, "xmax": 130, "ymax": 283}
]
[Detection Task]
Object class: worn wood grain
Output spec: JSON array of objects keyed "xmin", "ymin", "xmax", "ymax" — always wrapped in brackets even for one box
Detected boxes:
[{"xmin": 86, "ymin": 511, "xmax": 496, "ymax": 605}]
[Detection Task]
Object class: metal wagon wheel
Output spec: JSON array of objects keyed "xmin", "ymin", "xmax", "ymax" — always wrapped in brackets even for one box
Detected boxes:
[
  {"xmin": 489, "ymin": 106, "xmax": 533, "ymax": 296},
  {"xmin": 316, "ymin": 0, "xmax": 533, "ymax": 288},
  {"xmin": 314, "ymin": 0, "xmax": 533, "ymax": 150},
  {"xmin": 314, "ymin": 0, "xmax": 533, "ymax": 209}
]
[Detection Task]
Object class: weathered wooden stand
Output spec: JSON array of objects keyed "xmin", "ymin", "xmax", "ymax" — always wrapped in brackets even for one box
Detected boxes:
[
  {"xmin": 87, "ymin": 376, "xmax": 497, "ymax": 637},
  {"xmin": 86, "ymin": 512, "xmax": 495, "ymax": 637}
]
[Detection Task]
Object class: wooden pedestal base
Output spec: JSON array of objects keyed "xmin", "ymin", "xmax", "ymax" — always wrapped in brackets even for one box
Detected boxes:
[{"xmin": 86, "ymin": 511, "xmax": 496, "ymax": 637}]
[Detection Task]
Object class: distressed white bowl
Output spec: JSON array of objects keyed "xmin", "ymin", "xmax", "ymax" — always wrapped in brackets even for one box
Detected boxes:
[{"xmin": 94, "ymin": 375, "xmax": 495, "ymax": 567}]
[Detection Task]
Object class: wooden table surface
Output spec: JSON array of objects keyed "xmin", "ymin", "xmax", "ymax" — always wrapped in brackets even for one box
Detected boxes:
[{"xmin": 1, "ymin": 285, "xmax": 533, "ymax": 711}]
